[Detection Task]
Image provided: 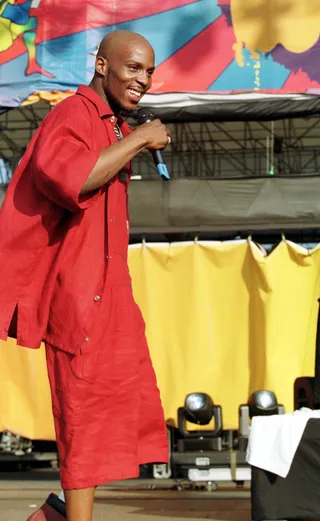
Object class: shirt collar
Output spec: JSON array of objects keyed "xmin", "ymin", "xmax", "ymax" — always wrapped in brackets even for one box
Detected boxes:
[{"xmin": 76, "ymin": 85, "xmax": 114, "ymax": 119}]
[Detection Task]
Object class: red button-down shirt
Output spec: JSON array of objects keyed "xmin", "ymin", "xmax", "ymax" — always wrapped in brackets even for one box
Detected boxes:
[{"xmin": 0, "ymin": 85, "xmax": 133, "ymax": 353}]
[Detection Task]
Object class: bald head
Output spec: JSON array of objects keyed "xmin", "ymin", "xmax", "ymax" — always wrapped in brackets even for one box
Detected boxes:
[
  {"xmin": 91, "ymin": 30, "xmax": 155, "ymax": 114},
  {"xmin": 98, "ymin": 30, "xmax": 154, "ymax": 61}
]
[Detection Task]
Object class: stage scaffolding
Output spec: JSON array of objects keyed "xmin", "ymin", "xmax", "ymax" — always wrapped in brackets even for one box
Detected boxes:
[{"xmin": 1, "ymin": 104, "xmax": 320, "ymax": 185}]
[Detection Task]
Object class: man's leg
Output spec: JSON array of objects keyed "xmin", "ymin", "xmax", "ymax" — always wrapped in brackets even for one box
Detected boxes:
[
  {"xmin": 44, "ymin": 344, "xmax": 95, "ymax": 521},
  {"xmin": 64, "ymin": 488, "xmax": 95, "ymax": 521}
]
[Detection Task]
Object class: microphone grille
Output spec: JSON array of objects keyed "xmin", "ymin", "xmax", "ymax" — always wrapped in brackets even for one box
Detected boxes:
[{"xmin": 137, "ymin": 107, "xmax": 155, "ymax": 124}]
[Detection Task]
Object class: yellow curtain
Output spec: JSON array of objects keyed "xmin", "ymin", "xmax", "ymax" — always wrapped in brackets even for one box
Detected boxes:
[{"xmin": 1, "ymin": 240, "xmax": 319, "ymax": 439}]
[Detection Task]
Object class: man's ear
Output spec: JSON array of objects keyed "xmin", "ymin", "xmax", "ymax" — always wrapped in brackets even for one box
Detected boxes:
[{"xmin": 95, "ymin": 56, "xmax": 108, "ymax": 76}]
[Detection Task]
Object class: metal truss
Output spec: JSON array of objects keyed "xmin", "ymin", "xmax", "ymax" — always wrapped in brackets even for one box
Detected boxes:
[
  {"xmin": 1, "ymin": 105, "xmax": 320, "ymax": 185},
  {"xmin": 131, "ymin": 117, "xmax": 320, "ymax": 179},
  {"xmin": 0, "ymin": 103, "xmax": 49, "ymax": 184}
]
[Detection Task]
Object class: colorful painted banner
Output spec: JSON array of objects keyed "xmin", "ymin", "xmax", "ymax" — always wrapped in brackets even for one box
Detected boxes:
[{"xmin": 0, "ymin": 0, "xmax": 319, "ymax": 108}]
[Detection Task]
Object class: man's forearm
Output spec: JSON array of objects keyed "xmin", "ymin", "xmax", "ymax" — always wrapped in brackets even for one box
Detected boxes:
[{"xmin": 80, "ymin": 132, "xmax": 148, "ymax": 194}]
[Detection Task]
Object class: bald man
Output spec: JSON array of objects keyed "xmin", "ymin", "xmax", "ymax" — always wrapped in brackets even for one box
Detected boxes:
[{"xmin": 0, "ymin": 31, "xmax": 170, "ymax": 521}]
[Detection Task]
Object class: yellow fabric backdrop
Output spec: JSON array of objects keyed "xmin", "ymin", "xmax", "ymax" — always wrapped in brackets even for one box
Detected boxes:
[{"xmin": 0, "ymin": 240, "xmax": 319, "ymax": 439}]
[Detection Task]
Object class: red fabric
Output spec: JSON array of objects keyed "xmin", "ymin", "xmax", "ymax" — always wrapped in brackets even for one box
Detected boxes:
[
  {"xmin": 46, "ymin": 285, "xmax": 168, "ymax": 489},
  {"xmin": 0, "ymin": 85, "xmax": 131, "ymax": 352}
]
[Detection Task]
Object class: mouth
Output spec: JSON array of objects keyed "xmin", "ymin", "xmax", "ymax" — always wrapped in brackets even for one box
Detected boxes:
[{"xmin": 126, "ymin": 88, "xmax": 144, "ymax": 103}]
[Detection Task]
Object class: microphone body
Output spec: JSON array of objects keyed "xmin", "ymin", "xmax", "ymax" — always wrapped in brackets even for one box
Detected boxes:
[{"xmin": 137, "ymin": 108, "xmax": 170, "ymax": 181}]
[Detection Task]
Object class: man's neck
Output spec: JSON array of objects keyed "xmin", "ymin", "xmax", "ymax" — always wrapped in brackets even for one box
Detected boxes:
[{"xmin": 89, "ymin": 80, "xmax": 120, "ymax": 116}]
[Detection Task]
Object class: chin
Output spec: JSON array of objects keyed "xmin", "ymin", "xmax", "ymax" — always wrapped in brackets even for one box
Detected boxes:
[
  {"xmin": 120, "ymin": 92, "xmax": 144, "ymax": 113},
  {"xmin": 121, "ymin": 102, "xmax": 139, "ymax": 113}
]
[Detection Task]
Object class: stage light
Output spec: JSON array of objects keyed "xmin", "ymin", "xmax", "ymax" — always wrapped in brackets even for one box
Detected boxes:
[
  {"xmin": 238, "ymin": 390, "xmax": 284, "ymax": 451},
  {"xmin": 0, "ymin": 432, "xmax": 32, "ymax": 455},
  {"xmin": 184, "ymin": 393, "xmax": 214, "ymax": 425},
  {"xmin": 169, "ymin": 395, "xmax": 251, "ymax": 487},
  {"xmin": 249, "ymin": 390, "xmax": 279, "ymax": 417},
  {"xmin": 177, "ymin": 393, "xmax": 223, "ymax": 452}
]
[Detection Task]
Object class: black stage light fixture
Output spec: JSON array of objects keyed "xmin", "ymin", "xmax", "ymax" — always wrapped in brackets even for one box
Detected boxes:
[
  {"xmin": 177, "ymin": 393, "xmax": 223, "ymax": 452},
  {"xmin": 238, "ymin": 390, "xmax": 284, "ymax": 452},
  {"xmin": 184, "ymin": 393, "xmax": 214, "ymax": 425},
  {"xmin": 249, "ymin": 390, "xmax": 279, "ymax": 417}
]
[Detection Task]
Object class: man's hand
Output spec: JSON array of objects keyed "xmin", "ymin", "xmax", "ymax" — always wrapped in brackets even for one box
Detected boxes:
[
  {"xmin": 81, "ymin": 120, "xmax": 171, "ymax": 194},
  {"xmin": 133, "ymin": 119, "xmax": 171, "ymax": 150}
]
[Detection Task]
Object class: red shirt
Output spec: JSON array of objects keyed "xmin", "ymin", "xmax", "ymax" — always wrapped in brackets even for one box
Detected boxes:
[{"xmin": 0, "ymin": 85, "xmax": 133, "ymax": 353}]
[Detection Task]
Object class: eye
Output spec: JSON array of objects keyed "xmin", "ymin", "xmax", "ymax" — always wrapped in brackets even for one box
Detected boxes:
[
  {"xmin": 147, "ymin": 70, "xmax": 154, "ymax": 77},
  {"xmin": 128, "ymin": 64, "xmax": 138, "ymax": 71}
]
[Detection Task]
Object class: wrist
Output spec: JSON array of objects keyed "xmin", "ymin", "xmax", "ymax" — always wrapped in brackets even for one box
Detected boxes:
[{"xmin": 128, "ymin": 128, "xmax": 150, "ymax": 150}]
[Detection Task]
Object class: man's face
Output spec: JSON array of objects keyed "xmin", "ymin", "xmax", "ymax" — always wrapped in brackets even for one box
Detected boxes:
[{"xmin": 96, "ymin": 41, "xmax": 155, "ymax": 112}]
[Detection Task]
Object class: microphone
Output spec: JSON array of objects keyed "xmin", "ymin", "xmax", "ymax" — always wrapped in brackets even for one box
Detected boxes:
[{"xmin": 137, "ymin": 107, "xmax": 170, "ymax": 181}]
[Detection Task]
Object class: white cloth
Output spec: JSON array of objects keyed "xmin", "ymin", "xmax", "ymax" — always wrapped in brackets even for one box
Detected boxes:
[{"xmin": 246, "ymin": 407, "xmax": 320, "ymax": 478}]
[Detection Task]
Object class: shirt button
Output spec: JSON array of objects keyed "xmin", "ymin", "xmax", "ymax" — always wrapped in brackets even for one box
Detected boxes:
[
  {"xmin": 110, "ymin": 116, "xmax": 115, "ymax": 123},
  {"xmin": 110, "ymin": 218, "xmax": 114, "ymax": 223},
  {"xmin": 94, "ymin": 295, "xmax": 100, "ymax": 302},
  {"xmin": 84, "ymin": 336, "xmax": 89, "ymax": 342}
]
